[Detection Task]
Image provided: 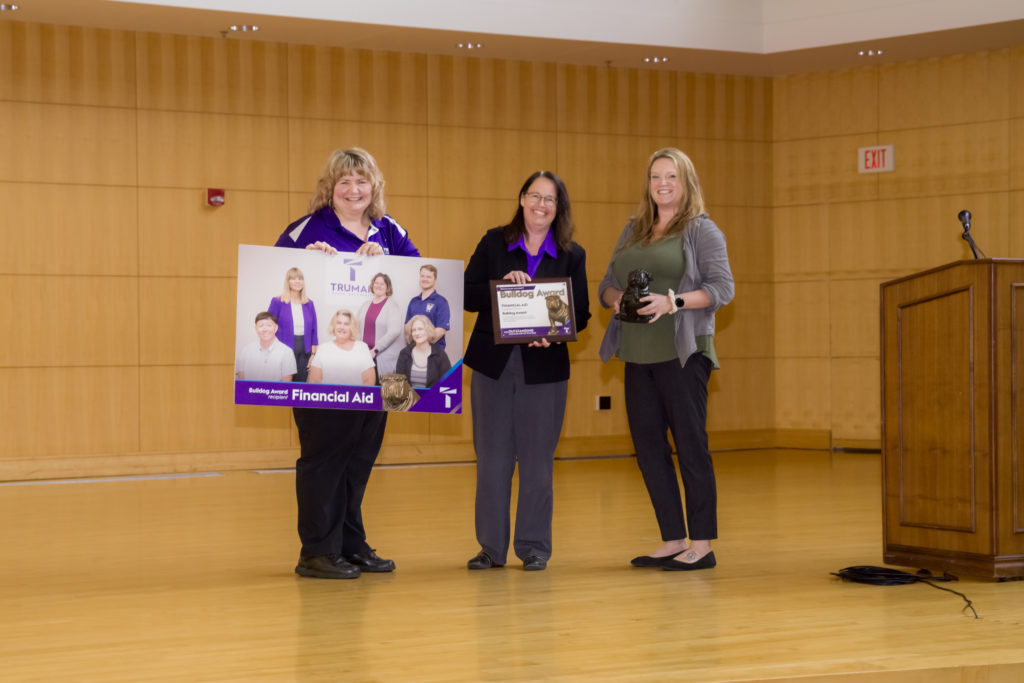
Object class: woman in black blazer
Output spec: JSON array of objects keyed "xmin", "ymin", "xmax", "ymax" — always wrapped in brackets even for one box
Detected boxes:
[
  {"xmin": 463, "ymin": 171, "xmax": 590, "ymax": 571},
  {"xmin": 395, "ymin": 314, "xmax": 452, "ymax": 388}
]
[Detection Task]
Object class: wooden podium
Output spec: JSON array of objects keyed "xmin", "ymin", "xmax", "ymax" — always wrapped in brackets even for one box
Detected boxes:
[{"xmin": 881, "ymin": 259, "xmax": 1024, "ymax": 578}]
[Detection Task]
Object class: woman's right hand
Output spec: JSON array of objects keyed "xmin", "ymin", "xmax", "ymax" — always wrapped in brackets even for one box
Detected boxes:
[
  {"xmin": 503, "ymin": 270, "xmax": 531, "ymax": 285},
  {"xmin": 305, "ymin": 241, "xmax": 338, "ymax": 255}
]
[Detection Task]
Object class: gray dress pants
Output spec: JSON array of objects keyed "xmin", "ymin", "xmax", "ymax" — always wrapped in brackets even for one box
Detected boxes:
[{"xmin": 470, "ymin": 346, "xmax": 568, "ymax": 563}]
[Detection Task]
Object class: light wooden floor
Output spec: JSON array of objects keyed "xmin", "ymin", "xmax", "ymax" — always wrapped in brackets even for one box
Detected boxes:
[{"xmin": 1, "ymin": 449, "xmax": 1022, "ymax": 682}]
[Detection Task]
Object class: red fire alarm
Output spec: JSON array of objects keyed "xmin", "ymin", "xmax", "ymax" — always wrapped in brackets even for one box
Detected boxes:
[{"xmin": 207, "ymin": 188, "xmax": 226, "ymax": 206}]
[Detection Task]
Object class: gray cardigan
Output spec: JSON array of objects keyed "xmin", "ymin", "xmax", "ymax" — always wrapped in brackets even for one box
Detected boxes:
[
  {"xmin": 598, "ymin": 213, "xmax": 735, "ymax": 368},
  {"xmin": 356, "ymin": 296, "xmax": 404, "ymax": 375}
]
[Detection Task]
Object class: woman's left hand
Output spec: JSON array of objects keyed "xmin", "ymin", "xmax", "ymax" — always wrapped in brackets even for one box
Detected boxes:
[
  {"xmin": 638, "ymin": 293, "xmax": 673, "ymax": 323},
  {"xmin": 527, "ymin": 337, "xmax": 552, "ymax": 348},
  {"xmin": 357, "ymin": 242, "xmax": 384, "ymax": 256}
]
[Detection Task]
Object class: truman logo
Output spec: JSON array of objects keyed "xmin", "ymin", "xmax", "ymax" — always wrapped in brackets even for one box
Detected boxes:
[
  {"xmin": 343, "ymin": 257, "xmax": 362, "ymax": 281},
  {"xmin": 439, "ymin": 386, "xmax": 458, "ymax": 409},
  {"xmin": 329, "ymin": 257, "xmax": 371, "ymax": 294}
]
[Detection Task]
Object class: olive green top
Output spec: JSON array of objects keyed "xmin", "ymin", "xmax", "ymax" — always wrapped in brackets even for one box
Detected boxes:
[
  {"xmin": 610, "ymin": 235, "xmax": 720, "ymax": 367},
  {"xmin": 599, "ymin": 215, "xmax": 732, "ymax": 370},
  {"xmin": 611, "ymin": 235, "xmax": 685, "ymax": 364}
]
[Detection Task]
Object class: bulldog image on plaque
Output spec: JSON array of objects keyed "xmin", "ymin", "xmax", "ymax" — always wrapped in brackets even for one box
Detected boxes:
[{"xmin": 616, "ymin": 268, "xmax": 654, "ymax": 323}]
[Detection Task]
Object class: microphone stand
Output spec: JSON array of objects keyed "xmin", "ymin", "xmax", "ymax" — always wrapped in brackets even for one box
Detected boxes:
[
  {"xmin": 961, "ymin": 228, "xmax": 980, "ymax": 260},
  {"xmin": 957, "ymin": 210, "xmax": 985, "ymax": 260}
]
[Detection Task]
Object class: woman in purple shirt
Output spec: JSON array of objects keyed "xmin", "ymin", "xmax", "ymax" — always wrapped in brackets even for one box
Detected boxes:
[
  {"xmin": 463, "ymin": 171, "xmax": 590, "ymax": 572},
  {"xmin": 267, "ymin": 267, "xmax": 318, "ymax": 382},
  {"xmin": 275, "ymin": 148, "xmax": 419, "ymax": 258},
  {"xmin": 275, "ymin": 148, "xmax": 419, "ymax": 581}
]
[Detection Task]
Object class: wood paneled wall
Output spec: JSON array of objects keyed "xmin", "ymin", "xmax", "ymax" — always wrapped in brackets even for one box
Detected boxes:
[
  {"xmin": 773, "ymin": 48, "xmax": 1024, "ymax": 449},
  {"xmin": 0, "ymin": 21, "xmax": 772, "ymax": 479},
  {"xmin": 3, "ymin": 18, "xmax": 1017, "ymax": 479}
]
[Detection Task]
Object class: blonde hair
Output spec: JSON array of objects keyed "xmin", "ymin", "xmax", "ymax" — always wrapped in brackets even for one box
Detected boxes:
[
  {"xmin": 327, "ymin": 309, "xmax": 360, "ymax": 341},
  {"xmin": 308, "ymin": 148, "xmax": 386, "ymax": 219},
  {"xmin": 404, "ymin": 314, "xmax": 436, "ymax": 345},
  {"xmin": 621, "ymin": 147, "xmax": 706, "ymax": 250},
  {"xmin": 278, "ymin": 267, "xmax": 309, "ymax": 304}
]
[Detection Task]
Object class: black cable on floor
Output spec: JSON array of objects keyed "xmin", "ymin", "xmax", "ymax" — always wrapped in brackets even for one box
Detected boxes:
[{"xmin": 831, "ymin": 565, "xmax": 979, "ymax": 618}]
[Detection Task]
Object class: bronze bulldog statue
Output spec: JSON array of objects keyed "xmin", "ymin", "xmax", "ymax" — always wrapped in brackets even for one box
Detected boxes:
[{"xmin": 616, "ymin": 268, "xmax": 654, "ymax": 323}]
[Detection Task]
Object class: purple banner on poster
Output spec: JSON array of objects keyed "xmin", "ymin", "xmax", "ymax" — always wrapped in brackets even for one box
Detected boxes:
[
  {"xmin": 235, "ymin": 361, "xmax": 463, "ymax": 413},
  {"xmin": 498, "ymin": 324, "xmax": 572, "ymax": 339}
]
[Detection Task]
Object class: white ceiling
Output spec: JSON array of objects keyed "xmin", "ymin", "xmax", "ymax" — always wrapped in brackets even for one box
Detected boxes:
[{"xmin": 5, "ymin": 0, "xmax": 1024, "ymax": 75}]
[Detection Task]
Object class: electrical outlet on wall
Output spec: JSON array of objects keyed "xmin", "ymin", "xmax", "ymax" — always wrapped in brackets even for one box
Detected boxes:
[{"xmin": 596, "ymin": 395, "xmax": 611, "ymax": 410}]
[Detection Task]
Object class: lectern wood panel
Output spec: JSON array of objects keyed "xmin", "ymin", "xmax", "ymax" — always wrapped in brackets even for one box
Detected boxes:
[
  {"xmin": 1000, "ymin": 278, "xmax": 1024, "ymax": 545},
  {"xmin": 896, "ymin": 288, "xmax": 975, "ymax": 533},
  {"xmin": 882, "ymin": 260, "xmax": 1024, "ymax": 578}
]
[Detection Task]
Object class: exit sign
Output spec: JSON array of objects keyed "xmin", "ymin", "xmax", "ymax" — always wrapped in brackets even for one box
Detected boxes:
[{"xmin": 858, "ymin": 144, "xmax": 894, "ymax": 173}]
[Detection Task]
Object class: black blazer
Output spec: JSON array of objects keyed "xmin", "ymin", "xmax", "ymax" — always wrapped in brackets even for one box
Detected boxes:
[{"xmin": 463, "ymin": 226, "xmax": 590, "ymax": 383}]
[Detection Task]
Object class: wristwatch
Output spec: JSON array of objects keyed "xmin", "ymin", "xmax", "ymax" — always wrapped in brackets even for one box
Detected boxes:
[{"xmin": 667, "ymin": 289, "xmax": 684, "ymax": 314}]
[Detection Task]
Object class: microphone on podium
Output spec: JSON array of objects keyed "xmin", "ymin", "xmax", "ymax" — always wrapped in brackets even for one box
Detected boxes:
[
  {"xmin": 957, "ymin": 210, "xmax": 971, "ymax": 232},
  {"xmin": 957, "ymin": 209, "xmax": 982, "ymax": 260}
]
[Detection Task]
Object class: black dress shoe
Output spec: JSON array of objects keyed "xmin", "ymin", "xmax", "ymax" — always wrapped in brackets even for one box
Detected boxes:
[
  {"xmin": 467, "ymin": 550, "xmax": 503, "ymax": 570},
  {"xmin": 345, "ymin": 548, "xmax": 396, "ymax": 573},
  {"xmin": 295, "ymin": 553, "xmax": 361, "ymax": 579},
  {"xmin": 662, "ymin": 550, "xmax": 717, "ymax": 571},
  {"xmin": 522, "ymin": 555, "xmax": 547, "ymax": 571},
  {"xmin": 630, "ymin": 554, "xmax": 673, "ymax": 567}
]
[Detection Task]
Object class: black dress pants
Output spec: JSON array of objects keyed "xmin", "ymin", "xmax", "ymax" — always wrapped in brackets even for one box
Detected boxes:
[
  {"xmin": 292, "ymin": 335, "xmax": 310, "ymax": 382},
  {"xmin": 624, "ymin": 352, "xmax": 717, "ymax": 541},
  {"xmin": 292, "ymin": 407, "xmax": 387, "ymax": 557}
]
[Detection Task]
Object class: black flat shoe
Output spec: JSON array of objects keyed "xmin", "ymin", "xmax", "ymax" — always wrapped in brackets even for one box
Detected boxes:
[
  {"xmin": 295, "ymin": 553, "xmax": 361, "ymax": 579},
  {"xmin": 630, "ymin": 554, "xmax": 673, "ymax": 567},
  {"xmin": 345, "ymin": 548, "xmax": 396, "ymax": 573},
  {"xmin": 662, "ymin": 550, "xmax": 717, "ymax": 571},
  {"xmin": 522, "ymin": 555, "xmax": 547, "ymax": 571},
  {"xmin": 467, "ymin": 550, "xmax": 503, "ymax": 570}
]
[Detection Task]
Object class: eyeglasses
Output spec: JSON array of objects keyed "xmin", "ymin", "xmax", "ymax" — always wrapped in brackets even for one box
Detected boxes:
[{"xmin": 524, "ymin": 192, "xmax": 556, "ymax": 207}]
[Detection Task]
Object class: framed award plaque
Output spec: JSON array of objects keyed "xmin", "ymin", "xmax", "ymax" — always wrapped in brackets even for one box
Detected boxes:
[{"xmin": 489, "ymin": 277, "xmax": 577, "ymax": 344}]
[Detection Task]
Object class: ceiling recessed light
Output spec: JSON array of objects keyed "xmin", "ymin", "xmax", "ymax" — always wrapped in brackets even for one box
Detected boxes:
[
  {"xmin": 229, "ymin": 25, "xmax": 259, "ymax": 32},
  {"xmin": 858, "ymin": 48, "xmax": 883, "ymax": 57},
  {"xmin": 643, "ymin": 56, "xmax": 669, "ymax": 64},
  {"xmin": 0, "ymin": 3, "xmax": 21, "ymax": 10},
  {"xmin": 456, "ymin": 42, "xmax": 483, "ymax": 49}
]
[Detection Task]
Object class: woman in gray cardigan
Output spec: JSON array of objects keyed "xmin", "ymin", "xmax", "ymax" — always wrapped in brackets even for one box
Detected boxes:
[
  {"xmin": 356, "ymin": 272, "xmax": 404, "ymax": 376},
  {"xmin": 598, "ymin": 147, "xmax": 734, "ymax": 571}
]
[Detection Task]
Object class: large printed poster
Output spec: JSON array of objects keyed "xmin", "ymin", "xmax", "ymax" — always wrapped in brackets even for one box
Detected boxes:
[{"xmin": 234, "ymin": 245, "xmax": 463, "ymax": 413}]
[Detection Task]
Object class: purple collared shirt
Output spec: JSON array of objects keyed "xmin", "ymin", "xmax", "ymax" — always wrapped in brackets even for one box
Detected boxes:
[
  {"xmin": 275, "ymin": 206, "xmax": 419, "ymax": 256},
  {"xmin": 508, "ymin": 229, "xmax": 557, "ymax": 278}
]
